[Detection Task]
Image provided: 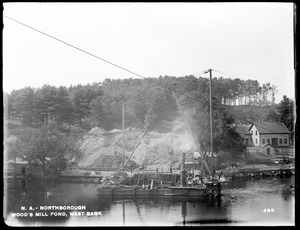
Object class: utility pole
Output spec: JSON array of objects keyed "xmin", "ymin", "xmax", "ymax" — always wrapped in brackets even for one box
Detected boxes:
[
  {"xmin": 122, "ymin": 103, "xmax": 125, "ymax": 169},
  {"xmin": 209, "ymin": 69, "xmax": 214, "ymax": 177}
]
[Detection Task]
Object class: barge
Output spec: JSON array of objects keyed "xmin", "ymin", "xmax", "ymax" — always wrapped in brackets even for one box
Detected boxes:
[
  {"xmin": 97, "ymin": 184, "xmax": 207, "ymax": 198},
  {"xmin": 97, "ymin": 151, "xmax": 222, "ymax": 198}
]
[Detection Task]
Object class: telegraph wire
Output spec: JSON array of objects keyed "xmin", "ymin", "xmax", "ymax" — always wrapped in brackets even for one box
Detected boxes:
[
  {"xmin": 87, "ymin": 91, "xmax": 133, "ymax": 116},
  {"xmin": 184, "ymin": 70, "xmax": 294, "ymax": 138},
  {"xmin": 5, "ymin": 15, "xmax": 293, "ymax": 138},
  {"xmin": 191, "ymin": 70, "xmax": 210, "ymax": 77},
  {"xmin": 214, "ymin": 69, "xmax": 294, "ymax": 82},
  {"xmin": 8, "ymin": 14, "xmax": 287, "ymax": 122},
  {"xmin": 4, "ymin": 15, "xmax": 149, "ymax": 82},
  {"xmin": 193, "ymin": 69, "xmax": 292, "ymax": 98},
  {"xmin": 213, "ymin": 69, "xmax": 294, "ymax": 91},
  {"xmin": 212, "ymin": 69, "xmax": 294, "ymax": 97},
  {"xmin": 4, "ymin": 15, "xmax": 209, "ymax": 110}
]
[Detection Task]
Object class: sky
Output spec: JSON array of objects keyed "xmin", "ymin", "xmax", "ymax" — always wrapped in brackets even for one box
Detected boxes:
[{"xmin": 3, "ymin": 3, "xmax": 295, "ymax": 103}]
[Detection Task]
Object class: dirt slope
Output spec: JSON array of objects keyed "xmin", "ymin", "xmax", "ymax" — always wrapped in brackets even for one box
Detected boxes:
[{"xmin": 76, "ymin": 120, "xmax": 198, "ymax": 170}]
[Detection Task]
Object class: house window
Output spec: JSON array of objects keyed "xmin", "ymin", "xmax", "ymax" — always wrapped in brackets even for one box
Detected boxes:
[
  {"xmin": 262, "ymin": 139, "xmax": 265, "ymax": 144},
  {"xmin": 255, "ymin": 131, "xmax": 257, "ymax": 135},
  {"xmin": 284, "ymin": 138, "xmax": 287, "ymax": 144},
  {"xmin": 279, "ymin": 139, "xmax": 282, "ymax": 144},
  {"xmin": 256, "ymin": 139, "xmax": 258, "ymax": 144},
  {"xmin": 267, "ymin": 139, "xmax": 270, "ymax": 144}
]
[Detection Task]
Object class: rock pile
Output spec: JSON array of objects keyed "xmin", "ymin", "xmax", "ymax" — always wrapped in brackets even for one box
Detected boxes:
[{"xmin": 76, "ymin": 120, "xmax": 198, "ymax": 170}]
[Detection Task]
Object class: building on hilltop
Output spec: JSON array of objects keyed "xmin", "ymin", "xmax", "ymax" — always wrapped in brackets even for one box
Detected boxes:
[
  {"xmin": 236, "ymin": 121, "xmax": 292, "ymax": 157},
  {"xmin": 248, "ymin": 121, "xmax": 290, "ymax": 148}
]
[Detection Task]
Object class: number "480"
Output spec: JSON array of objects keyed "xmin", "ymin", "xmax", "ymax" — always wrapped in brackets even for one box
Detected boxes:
[{"xmin": 263, "ymin": 208, "xmax": 274, "ymax": 213}]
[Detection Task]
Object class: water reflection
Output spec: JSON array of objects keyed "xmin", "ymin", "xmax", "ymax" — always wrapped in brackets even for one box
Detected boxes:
[
  {"xmin": 182, "ymin": 200, "xmax": 187, "ymax": 225},
  {"xmin": 95, "ymin": 195, "xmax": 229, "ymax": 226},
  {"xmin": 4, "ymin": 176, "xmax": 295, "ymax": 226}
]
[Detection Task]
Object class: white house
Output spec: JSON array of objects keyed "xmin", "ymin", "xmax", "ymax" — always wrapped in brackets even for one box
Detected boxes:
[{"xmin": 248, "ymin": 122, "xmax": 290, "ymax": 147}]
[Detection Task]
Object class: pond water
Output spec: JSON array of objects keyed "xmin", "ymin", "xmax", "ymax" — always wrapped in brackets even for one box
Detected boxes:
[{"xmin": 4, "ymin": 175, "xmax": 295, "ymax": 226}]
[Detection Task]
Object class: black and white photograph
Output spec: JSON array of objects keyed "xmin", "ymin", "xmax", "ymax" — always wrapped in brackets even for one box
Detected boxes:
[{"xmin": 3, "ymin": 2, "xmax": 295, "ymax": 226}]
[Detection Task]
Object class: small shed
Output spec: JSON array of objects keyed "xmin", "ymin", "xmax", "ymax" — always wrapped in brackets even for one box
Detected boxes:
[
  {"xmin": 5, "ymin": 158, "xmax": 29, "ymax": 176},
  {"xmin": 262, "ymin": 143, "xmax": 275, "ymax": 155}
]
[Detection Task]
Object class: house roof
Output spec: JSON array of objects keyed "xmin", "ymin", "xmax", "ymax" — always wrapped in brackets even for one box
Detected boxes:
[
  {"xmin": 261, "ymin": 143, "xmax": 274, "ymax": 148},
  {"xmin": 236, "ymin": 125, "xmax": 252, "ymax": 135},
  {"xmin": 6, "ymin": 158, "xmax": 28, "ymax": 164},
  {"xmin": 249, "ymin": 122, "xmax": 290, "ymax": 134}
]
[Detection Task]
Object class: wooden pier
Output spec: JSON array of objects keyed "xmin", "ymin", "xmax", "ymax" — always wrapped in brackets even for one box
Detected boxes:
[{"xmin": 221, "ymin": 165, "xmax": 294, "ymax": 179}]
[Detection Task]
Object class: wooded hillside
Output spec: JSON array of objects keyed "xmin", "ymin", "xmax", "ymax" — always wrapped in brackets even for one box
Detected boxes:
[{"xmin": 5, "ymin": 75, "xmax": 279, "ymax": 131}]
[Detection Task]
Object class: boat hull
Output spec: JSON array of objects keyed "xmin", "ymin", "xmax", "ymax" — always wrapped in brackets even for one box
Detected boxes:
[{"xmin": 97, "ymin": 185, "xmax": 206, "ymax": 198}]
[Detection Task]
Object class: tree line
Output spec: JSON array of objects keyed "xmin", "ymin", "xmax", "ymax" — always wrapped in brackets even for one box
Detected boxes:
[
  {"xmin": 5, "ymin": 75, "xmax": 277, "ymax": 130},
  {"xmin": 265, "ymin": 95, "xmax": 295, "ymax": 140},
  {"xmin": 215, "ymin": 78, "xmax": 277, "ymax": 106}
]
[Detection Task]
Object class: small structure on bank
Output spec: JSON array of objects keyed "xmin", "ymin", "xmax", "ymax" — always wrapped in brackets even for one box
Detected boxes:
[
  {"xmin": 5, "ymin": 157, "xmax": 28, "ymax": 178},
  {"xmin": 4, "ymin": 157, "xmax": 56, "ymax": 179},
  {"xmin": 261, "ymin": 143, "xmax": 275, "ymax": 155}
]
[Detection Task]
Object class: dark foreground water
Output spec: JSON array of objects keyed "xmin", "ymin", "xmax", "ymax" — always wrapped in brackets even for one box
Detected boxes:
[{"xmin": 4, "ymin": 176, "xmax": 295, "ymax": 226}]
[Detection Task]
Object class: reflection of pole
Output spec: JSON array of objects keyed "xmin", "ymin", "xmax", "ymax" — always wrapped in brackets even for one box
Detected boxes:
[
  {"xmin": 122, "ymin": 200, "xmax": 125, "ymax": 225},
  {"xmin": 134, "ymin": 200, "xmax": 145, "ymax": 225},
  {"xmin": 182, "ymin": 200, "xmax": 187, "ymax": 226},
  {"xmin": 209, "ymin": 69, "xmax": 214, "ymax": 177}
]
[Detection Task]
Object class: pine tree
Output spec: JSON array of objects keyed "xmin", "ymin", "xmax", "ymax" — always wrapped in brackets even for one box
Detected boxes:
[
  {"xmin": 278, "ymin": 96, "xmax": 294, "ymax": 132},
  {"xmin": 9, "ymin": 87, "xmax": 37, "ymax": 125}
]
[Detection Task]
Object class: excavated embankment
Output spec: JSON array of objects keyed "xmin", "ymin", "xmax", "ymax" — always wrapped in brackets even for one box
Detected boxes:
[{"xmin": 76, "ymin": 120, "xmax": 197, "ymax": 171}]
